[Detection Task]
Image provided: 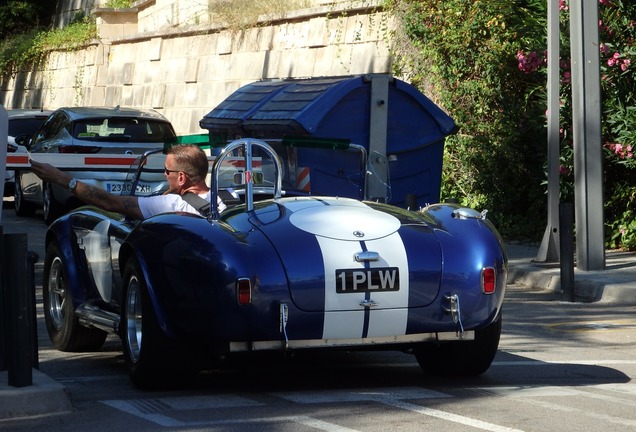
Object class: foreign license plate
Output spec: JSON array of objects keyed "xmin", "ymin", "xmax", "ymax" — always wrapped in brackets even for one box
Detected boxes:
[
  {"xmin": 106, "ymin": 182, "xmax": 152, "ymax": 194},
  {"xmin": 335, "ymin": 267, "xmax": 400, "ymax": 293}
]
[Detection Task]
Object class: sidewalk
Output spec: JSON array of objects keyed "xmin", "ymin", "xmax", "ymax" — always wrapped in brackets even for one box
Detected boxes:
[
  {"xmin": 506, "ymin": 242, "xmax": 636, "ymax": 303},
  {"xmin": 3, "ymin": 242, "xmax": 636, "ymax": 422},
  {"xmin": 0, "ymin": 369, "xmax": 72, "ymax": 421}
]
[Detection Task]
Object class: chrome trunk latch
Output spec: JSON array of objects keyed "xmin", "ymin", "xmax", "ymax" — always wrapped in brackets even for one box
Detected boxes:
[
  {"xmin": 359, "ymin": 298, "xmax": 379, "ymax": 308},
  {"xmin": 355, "ymin": 251, "xmax": 380, "ymax": 262},
  {"xmin": 443, "ymin": 294, "xmax": 465, "ymax": 336},
  {"xmin": 279, "ymin": 303, "xmax": 289, "ymax": 349}
]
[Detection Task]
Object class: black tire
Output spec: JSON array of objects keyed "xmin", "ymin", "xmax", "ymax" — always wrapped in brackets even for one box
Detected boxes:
[
  {"xmin": 43, "ymin": 242, "xmax": 108, "ymax": 351},
  {"xmin": 121, "ymin": 259, "xmax": 196, "ymax": 389},
  {"xmin": 415, "ymin": 313, "xmax": 502, "ymax": 377},
  {"xmin": 43, "ymin": 182, "xmax": 66, "ymax": 225},
  {"xmin": 13, "ymin": 172, "xmax": 36, "ymax": 217}
]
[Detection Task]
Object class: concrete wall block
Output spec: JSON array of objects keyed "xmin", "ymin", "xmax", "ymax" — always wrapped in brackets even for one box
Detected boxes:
[
  {"xmin": 122, "ymin": 63, "xmax": 135, "ymax": 85},
  {"xmin": 194, "ymin": 33, "xmax": 219, "ymax": 57},
  {"xmin": 163, "ymin": 58, "xmax": 187, "ymax": 83},
  {"xmin": 173, "ymin": 82, "xmax": 199, "ymax": 107},
  {"xmin": 311, "ymin": 46, "xmax": 332, "ymax": 77},
  {"xmin": 107, "ymin": 64, "xmax": 125, "ymax": 86},
  {"xmin": 185, "ymin": 58, "xmax": 199, "ymax": 83},
  {"xmin": 274, "ymin": 22, "xmax": 307, "ymax": 50},
  {"xmin": 163, "ymin": 83, "xmax": 179, "ymax": 108},
  {"xmin": 130, "ymin": 85, "xmax": 147, "ymax": 107},
  {"xmin": 253, "ymin": 26, "xmax": 275, "ymax": 52},
  {"xmin": 216, "ymin": 32, "xmax": 233, "ymax": 55},
  {"xmin": 95, "ymin": 64, "xmax": 110, "ymax": 87},
  {"xmin": 213, "ymin": 55, "xmax": 233, "ymax": 80},
  {"xmin": 189, "ymin": 108, "xmax": 209, "ymax": 133},
  {"xmin": 261, "ymin": 50, "xmax": 283, "ymax": 79},
  {"xmin": 326, "ymin": 44, "xmax": 354, "ymax": 76},
  {"xmin": 120, "ymin": 85, "xmax": 135, "ymax": 106},
  {"xmin": 150, "ymin": 83, "xmax": 166, "ymax": 109},
  {"xmin": 295, "ymin": 48, "xmax": 317, "ymax": 77},
  {"xmin": 344, "ymin": 13, "xmax": 372, "ymax": 45},
  {"xmin": 148, "ymin": 37, "xmax": 163, "ymax": 61},
  {"xmin": 195, "ymin": 81, "xmax": 228, "ymax": 111},
  {"xmin": 163, "ymin": 107, "xmax": 196, "ymax": 135},
  {"xmin": 307, "ymin": 17, "xmax": 328, "ymax": 48},
  {"xmin": 88, "ymin": 86, "xmax": 106, "ymax": 106}
]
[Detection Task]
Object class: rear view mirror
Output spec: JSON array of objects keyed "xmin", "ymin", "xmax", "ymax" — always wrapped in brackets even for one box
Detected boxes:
[{"xmin": 14, "ymin": 134, "xmax": 31, "ymax": 147}]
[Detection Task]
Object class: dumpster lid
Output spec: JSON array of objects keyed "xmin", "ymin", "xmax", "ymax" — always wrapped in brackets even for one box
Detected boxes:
[{"xmin": 200, "ymin": 75, "xmax": 456, "ymax": 152}]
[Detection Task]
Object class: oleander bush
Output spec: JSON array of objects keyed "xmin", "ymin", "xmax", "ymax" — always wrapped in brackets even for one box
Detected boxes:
[{"xmin": 387, "ymin": 0, "xmax": 636, "ymax": 248}]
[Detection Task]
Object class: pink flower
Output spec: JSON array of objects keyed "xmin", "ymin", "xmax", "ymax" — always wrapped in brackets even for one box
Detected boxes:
[
  {"xmin": 621, "ymin": 59, "xmax": 630, "ymax": 71},
  {"xmin": 517, "ymin": 51, "xmax": 543, "ymax": 74},
  {"xmin": 562, "ymin": 71, "xmax": 571, "ymax": 83}
]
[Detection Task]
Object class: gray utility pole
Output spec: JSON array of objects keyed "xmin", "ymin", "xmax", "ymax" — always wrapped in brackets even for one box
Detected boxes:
[
  {"xmin": 538, "ymin": 0, "xmax": 605, "ymax": 270},
  {"xmin": 536, "ymin": 0, "xmax": 561, "ymax": 263},
  {"xmin": 569, "ymin": 0, "xmax": 605, "ymax": 271}
]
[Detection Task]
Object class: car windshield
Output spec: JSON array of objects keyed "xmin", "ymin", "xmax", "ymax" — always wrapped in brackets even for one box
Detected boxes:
[
  {"xmin": 8, "ymin": 117, "xmax": 48, "ymax": 137},
  {"xmin": 72, "ymin": 118, "xmax": 176, "ymax": 143}
]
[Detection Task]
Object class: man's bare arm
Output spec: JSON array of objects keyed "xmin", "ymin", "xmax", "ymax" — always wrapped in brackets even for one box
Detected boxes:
[{"xmin": 30, "ymin": 159, "xmax": 144, "ymax": 219}]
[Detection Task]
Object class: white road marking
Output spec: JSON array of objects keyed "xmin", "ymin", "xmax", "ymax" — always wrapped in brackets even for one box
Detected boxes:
[
  {"xmin": 102, "ymin": 398, "xmax": 361, "ymax": 431},
  {"xmin": 274, "ymin": 387, "xmax": 450, "ymax": 403},
  {"xmin": 382, "ymin": 399, "xmax": 524, "ymax": 432},
  {"xmin": 99, "ymin": 380, "xmax": 636, "ymax": 431},
  {"xmin": 492, "ymin": 359, "xmax": 636, "ymax": 366}
]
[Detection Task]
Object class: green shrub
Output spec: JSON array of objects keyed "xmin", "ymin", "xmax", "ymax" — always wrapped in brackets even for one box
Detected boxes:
[
  {"xmin": 387, "ymin": 0, "xmax": 548, "ymax": 240},
  {"xmin": 0, "ymin": 17, "xmax": 96, "ymax": 76}
]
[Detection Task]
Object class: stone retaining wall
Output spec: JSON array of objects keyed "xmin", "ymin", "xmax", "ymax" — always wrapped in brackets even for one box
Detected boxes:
[{"xmin": 3, "ymin": 1, "xmax": 394, "ymax": 135}]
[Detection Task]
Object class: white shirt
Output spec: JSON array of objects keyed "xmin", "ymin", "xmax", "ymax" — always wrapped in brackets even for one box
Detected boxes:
[{"xmin": 138, "ymin": 190, "xmax": 226, "ymax": 219}]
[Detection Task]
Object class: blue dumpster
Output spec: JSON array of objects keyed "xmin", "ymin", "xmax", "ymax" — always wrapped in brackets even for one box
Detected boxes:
[{"xmin": 200, "ymin": 74, "xmax": 456, "ymax": 208}]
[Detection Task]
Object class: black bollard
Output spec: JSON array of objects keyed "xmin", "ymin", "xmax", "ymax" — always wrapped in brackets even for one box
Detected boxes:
[
  {"xmin": 4, "ymin": 233, "xmax": 33, "ymax": 387},
  {"xmin": 559, "ymin": 203, "xmax": 575, "ymax": 302},
  {"xmin": 0, "ymin": 226, "xmax": 5, "ymax": 372}
]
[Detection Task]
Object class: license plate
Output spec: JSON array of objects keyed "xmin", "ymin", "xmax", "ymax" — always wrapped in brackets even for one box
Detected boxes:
[
  {"xmin": 106, "ymin": 182, "xmax": 152, "ymax": 194},
  {"xmin": 335, "ymin": 267, "xmax": 400, "ymax": 293}
]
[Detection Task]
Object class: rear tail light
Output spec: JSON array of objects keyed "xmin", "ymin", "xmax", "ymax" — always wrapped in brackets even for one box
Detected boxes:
[
  {"xmin": 236, "ymin": 278, "xmax": 252, "ymax": 305},
  {"xmin": 482, "ymin": 267, "xmax": 496, "ymax": 294},
  {"xmin": 59, "ymin": 145, "xmax": 101, "ymax": 154}
]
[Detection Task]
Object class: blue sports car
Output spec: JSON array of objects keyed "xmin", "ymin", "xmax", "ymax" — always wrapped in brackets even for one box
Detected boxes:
[{"xmin": 42, "ymin": 137, "xmax": 507, "ymax": 389}]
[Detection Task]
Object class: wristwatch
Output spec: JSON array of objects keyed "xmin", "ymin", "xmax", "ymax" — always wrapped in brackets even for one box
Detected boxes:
[{"xmin": 67, "ymin": 178, "xmax": 78, "ymax": 192}]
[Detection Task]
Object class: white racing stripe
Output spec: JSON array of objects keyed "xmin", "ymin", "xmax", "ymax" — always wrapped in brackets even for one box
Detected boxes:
[{"xmin": 316, "ymin": 233, "xmax": 409, "ymax": 339}]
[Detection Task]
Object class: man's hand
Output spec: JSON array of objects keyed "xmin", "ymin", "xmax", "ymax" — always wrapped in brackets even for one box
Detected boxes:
[{"xmin": 29, "ymin": 159, "xmax": 72, "ymax": 186}]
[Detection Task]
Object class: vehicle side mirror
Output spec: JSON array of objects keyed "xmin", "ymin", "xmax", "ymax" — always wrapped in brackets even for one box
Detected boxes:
[{"xmin": 14, "ymin": 134, "xmax": 31, "ymax": 147}]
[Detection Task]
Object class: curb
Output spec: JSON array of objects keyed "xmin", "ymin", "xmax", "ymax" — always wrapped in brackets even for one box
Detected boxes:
[
  {"xmin": 507, "ymin": 249, "xmax": 636, "ymax": 303},
  {"xmin": 0, "ymin": 369, "xmax": 72, "ymax": 421}
]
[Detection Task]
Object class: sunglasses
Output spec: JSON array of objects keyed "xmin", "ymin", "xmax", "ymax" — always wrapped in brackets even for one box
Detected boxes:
[{"xmin": 164, "ymin": 166, "xmax": 180, "ymax": 175}]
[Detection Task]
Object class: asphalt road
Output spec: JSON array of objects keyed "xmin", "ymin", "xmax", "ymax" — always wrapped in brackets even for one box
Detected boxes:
[{"xmin": 2, "ymin": 198, "xmax": 636, "ymax": 432}]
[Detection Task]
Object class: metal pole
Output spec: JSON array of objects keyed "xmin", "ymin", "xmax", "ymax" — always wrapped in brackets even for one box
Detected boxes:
[
  {"xmin": 569, "ymin": 0, "xmax": 605, "ymax": 270},
  {"xmin": 536, "ymin": 0, "xmax": 561, "ymax": 263}
]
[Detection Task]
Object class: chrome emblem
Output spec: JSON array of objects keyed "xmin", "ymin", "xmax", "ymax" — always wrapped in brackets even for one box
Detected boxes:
[{"xmin": 353, "ymin": 230, "xmax": 365, "ymax": 238}]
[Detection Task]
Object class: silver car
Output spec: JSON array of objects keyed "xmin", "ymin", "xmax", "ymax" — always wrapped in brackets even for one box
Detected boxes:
[
  {"xmin": 15, "ymin": 106, "xmax": 177, "ymax": 224},
  {"xmin": 5, "ymin": 109, "xmax": 53, "ymax": 196}
]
